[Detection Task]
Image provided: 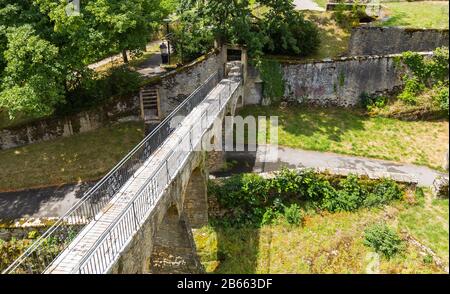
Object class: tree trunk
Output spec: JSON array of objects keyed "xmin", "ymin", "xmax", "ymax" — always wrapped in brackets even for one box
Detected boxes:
[{"xmin": 122, "ymin": 49, "xmax": 129, "ymax": 63}]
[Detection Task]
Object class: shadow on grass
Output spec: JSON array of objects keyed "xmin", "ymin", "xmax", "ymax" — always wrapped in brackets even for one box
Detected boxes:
[{"xmin": 209, "ymin": 225, "xmax": 261, "ymax": 274}]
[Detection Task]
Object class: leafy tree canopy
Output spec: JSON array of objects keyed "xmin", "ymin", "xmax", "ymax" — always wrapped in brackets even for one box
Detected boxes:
[
  {"xmin": 0, "ymin": 0, "xmax": 168, "ymax": 118},
  {"xmin": 174, "ymin": 0, "xmax": 319, "ymax": 60}
]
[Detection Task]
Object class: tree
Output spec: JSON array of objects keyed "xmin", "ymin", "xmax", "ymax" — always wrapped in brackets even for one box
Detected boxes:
[
  {"xmin": 174, "ymin": 0, "xmax": 319, "ymax": 60},
  {"xmin": 0, "ymin": 0, "xmax": 167, "ymax": 117},
  {"xmin": 0, "ymin": 25, "xmax": 65, "ymax": 116}
]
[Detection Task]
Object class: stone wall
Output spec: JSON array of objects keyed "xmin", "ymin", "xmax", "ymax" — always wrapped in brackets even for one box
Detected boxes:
[
  {"xmin": 0, "ymin": 95, "xmax": 140, "ymax": 150},
  {"xmin": 0, "ymin": 49, "xmax": 226, "ymax": 150},
  {"xmin": 280, "ymin": 53, "xmax": 432, "ymax": 107},
  {"xmin": 142, "ymin": 49, "xmax": 226, "ymax": 118},
  {"xmin": 348, "ymin": 26, "xmax": 449, "ymax": 56}
]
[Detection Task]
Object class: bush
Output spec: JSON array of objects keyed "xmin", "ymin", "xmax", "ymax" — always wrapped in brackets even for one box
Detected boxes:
[
  {"xmin": 398, "ymin": 76, "xmax": 424, "ymax": 105},
  {"xmin": 396, "ymin": 47, "xmax": 449, "ymax": 108},
  {"xmin": 261, "ymin": 207, "xmax": 280, "ymax": 225},
  {"xmin": 210, "ymin": 169, "xmax": 406, "ymax": 227},
  {"xmin": 364, "ymin": 223, "xmax": 405, "ymax": 259},
  {"xmin": 432, "ymin": 82, "xmax": 449, "ymax": 113},
  {"xmin": 363, "ymin": 179, "xmax": 404, "ymax": 207},
  {"xmin": 360, "ymin": 92, "xmax": 387, "ymax": 111},
  {"xmin": 283, "ymin": 204, "xmax": 303, "ymax": 226},
  {"xmin": 333, "ymin": 1, "xmax": 367, "ymax": 28}
]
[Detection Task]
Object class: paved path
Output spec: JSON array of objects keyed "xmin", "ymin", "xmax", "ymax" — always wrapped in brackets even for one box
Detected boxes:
[
  {"xmin": 213, "ymin": 145, "xmax": 447, "ymax": 187},
  {"xmin": 293, "ymin": 0, "xmax": 325, "ymax": 11},
  {"xmin": 88, "ymin": 40, "xmax": 165, "ymax": 77},
  {"xmin": 0, "ymin": 182, "xmax": 95, "ymax": 220}
]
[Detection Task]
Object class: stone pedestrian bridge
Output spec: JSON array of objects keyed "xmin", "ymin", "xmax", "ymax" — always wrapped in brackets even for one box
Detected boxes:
[{"xmin": 4, "ymin": 62, "xmax": 244, "ymax": 274}]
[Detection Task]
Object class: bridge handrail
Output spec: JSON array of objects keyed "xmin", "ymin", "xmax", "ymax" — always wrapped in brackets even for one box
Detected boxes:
[
  {"xmin": 2, "ymin": 71, "xmax": 220, "ymax": 274},
  {"xmin": 73, "ymin": 79, "xmax": 240, "ymax": 274}
]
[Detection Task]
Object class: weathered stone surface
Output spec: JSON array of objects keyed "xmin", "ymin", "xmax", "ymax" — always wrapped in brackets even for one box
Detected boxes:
[
  {"xmin": 280, "ymin": 53, "xmax": 432, "ymax": 107},
  {"xmin": 149, "ymin": 50, "xmax": 226, "ymax": 118},
  {"xmin": 348, "ymin": 26, "xmax": 449, "ymax": 56},
  {"xmin": 0, "ymin": 95, "xmax": 140, "ymax": 150},
  {"xmin": 149, "ymin": 206, "xmax": 203, "ymax": 274},
  {"xmin": 433, "ymin": 176, "xmax": 449, "ymax": 199}
]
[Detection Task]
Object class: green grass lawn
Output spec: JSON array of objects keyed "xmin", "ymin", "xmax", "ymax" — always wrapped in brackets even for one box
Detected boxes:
[
  {"xmin": 0, "ymin": 122, "xmax": 145, "ymax": 192},
  {"xmin": 237, "ymin": 106, "xmax": 449, "ymax": 170},
  {"xmin": 194, "ymin": 191, "xmax": 448, "ymax": 273},
  {"xmin": 313, "ymin": 0, "xmax": 328, "ymax": 8},
  {"xmin": 376, "ymin": 1, "xmax": 449, "ymax": 29},
  {"xmin": 398, "ymin": 189, "xmax": 449, "ymax": 263}
]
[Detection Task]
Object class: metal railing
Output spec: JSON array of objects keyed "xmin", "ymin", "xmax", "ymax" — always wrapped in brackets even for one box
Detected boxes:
[
  {"xmin": 74, "ymin": 79, "xmax": 241, "ymax": 274},
  {"xmin": 2, "ymin": 71, "xmax": 221, "ymax": 274}
]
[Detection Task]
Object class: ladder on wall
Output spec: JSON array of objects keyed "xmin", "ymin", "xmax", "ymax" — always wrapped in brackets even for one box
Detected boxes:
[{"xmin": 139, "ymin": 87, "xmax": 161, "ymax": 125}]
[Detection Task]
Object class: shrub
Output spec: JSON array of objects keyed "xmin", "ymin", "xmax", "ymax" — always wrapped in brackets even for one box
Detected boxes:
[
  {"xmin": 283, "ymin": 204, "xmax": 303, "ymax": 226},
  {"xmin": 261, "ymin": 207, "xmax": 281, "ymax": 225},
  {"xmin": 333, "ymin": 1, "xmax": 367, "ymax": 28},
  {"xmin": 210, "ymin": 170, "xmax": 406, "ymax": 227},
  {"xmin": 360, "ymin": 92, "xmax": 388, "ymax": 111},
  {"xmin": 364, "ymin": 223, "xmax": 405, "ymax": 259},
  {"xmin": 432, "ymin": 82, "xmax": 449, "ymax": 113},
  {"xmin": 364, "ymin": 179, "xmax": 404, "ymax": 207},
  {"xmin": 396, "ymin": 47, "xmax": 449, "ymax": 109},
  {"xmin": 398, "ymin": 76, "xmax": 424, "ymax": 105},
  {"xmin": 322, "ymin": 175, "xmax": 367, "ymax": 212}
]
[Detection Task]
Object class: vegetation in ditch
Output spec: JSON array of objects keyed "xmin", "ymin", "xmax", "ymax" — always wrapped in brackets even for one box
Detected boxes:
[
  {"xmin": 208, "ymin": 169, "xmax": 406, "ymax": 227},
  {"xmin": 195, "ymin": 180, "xmax": 447, "ymax": 274}
]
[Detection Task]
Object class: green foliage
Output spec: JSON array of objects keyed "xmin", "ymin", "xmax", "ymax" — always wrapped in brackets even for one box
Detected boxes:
[
  {"xmin": 171, "ymin": 10, "xmax": 215, "ymax": 63},
  {"xmin": 364, "ymin": 223, "xmax": 405, "ymax": 259},
  {"xmin": 398, "ymin": 76, "xmax": 424, "ymax": 105},
  {"xmin": 360, "ymin": 92, "xmax": 387, "ymax": 110},
  {"xmin": 258, "ymin": 59, "xmax": 285, "ymax": 104},
  {"xmin": 283, "ymin": 203, "xmax": 303, "ymax": 225},
  {"xmin": 364, "ymin": 179, "xmax": 404, "ymax": 208},
  {"xmin": 261, "ymin": 2, "xmax": 320, "ymax": 56},
  {"xmin": 210, "ymin": 169, "xmax": 406, "ymax": 227},
  {"xmin": 333, "ymin": 1, "xmax": 367, "ymax": 28},
  {"xmin": 60, "ymin": 65, "xmax": 143, "ymax": 115},
  {"xmin": 175, "ymin": 0, "xmax": 320, "ymax": 59},
  {"xmin": 397, "ymin": 47, "xmax": 449, "ymax": 110},
  {"xmin": 0, "ymin": 24, "xmax": 64, "ymax": 117},
  {"xmin": 0, "ymin": 0, "xmax": 167, "ymax": 118},
  {"xmin": 432, "ymin": 82, "xmax": 449, "ymax": 113}
]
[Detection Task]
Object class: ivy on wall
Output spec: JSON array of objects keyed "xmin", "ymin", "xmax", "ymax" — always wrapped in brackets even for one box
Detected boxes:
[{"xmin": 258, "ymin": 59, "xmax": 285, "ymax": 105}]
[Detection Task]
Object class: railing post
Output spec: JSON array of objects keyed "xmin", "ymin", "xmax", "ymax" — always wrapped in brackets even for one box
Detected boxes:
[{"xmin": 132, "ymin": 202, "xmax": 139, "ymax": 230}]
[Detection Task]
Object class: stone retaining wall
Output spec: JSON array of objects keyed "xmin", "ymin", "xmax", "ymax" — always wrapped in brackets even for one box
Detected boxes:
[
  {"xmin": 280, "ymin": 53, "xmax": 432, "ymax": 107},
  {"xmin": 348, "ymin": 26, "xmax": 449, "ymax": 56},
  {"xmin": 0, "ymin": 96, "xmax": 140, "ymax": 150},
  {"xmin": 142, "ymin": 49, "xmax": 226, "ymax": 117}
]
